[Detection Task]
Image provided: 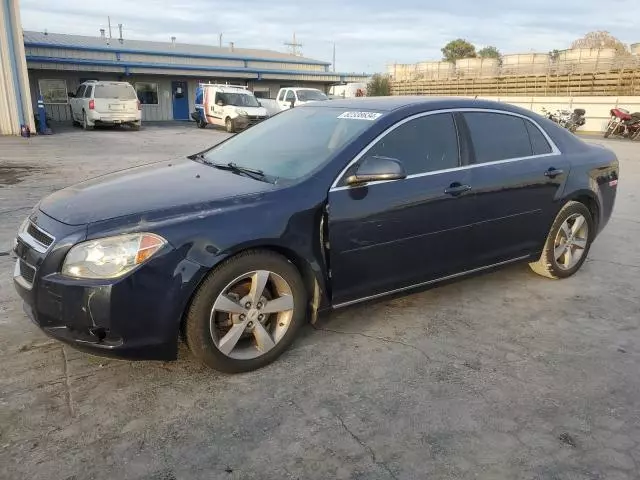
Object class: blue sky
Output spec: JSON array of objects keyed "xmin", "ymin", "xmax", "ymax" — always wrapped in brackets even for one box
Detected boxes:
[{"xmin": 19, "ymin": 0, "xmax": 639, "ymax": 73}]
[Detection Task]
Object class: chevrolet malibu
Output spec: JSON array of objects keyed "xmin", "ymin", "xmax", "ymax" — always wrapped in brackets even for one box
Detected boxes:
[{"xmin": 13, "ymin": 97, "xmax": 619, "ymax": 373}]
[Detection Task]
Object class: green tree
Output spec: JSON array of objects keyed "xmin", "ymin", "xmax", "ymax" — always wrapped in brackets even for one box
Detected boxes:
[
  {"xmin": 367, "ymin": 74, "xmax": 391, "ymax": 96},
  {"xmin": 571, "ymin": 31, "xmax": 629, "ymax": 55},
  {"xmin": 441, "ymin": 39, "xmax": 476, "ymax": 63},
  {"xmin": 549, "ymin": 49, "xmax": 561, "ymax": 62},
  {"xmin": 478, "ymin": 46, "xmax": 501, "ymax": 59}
]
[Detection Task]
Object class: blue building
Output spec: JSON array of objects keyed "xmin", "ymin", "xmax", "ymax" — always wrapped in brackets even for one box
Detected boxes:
[{"xmin": 23, "ymin": 30, "xmax": 369, "ymax": 123}]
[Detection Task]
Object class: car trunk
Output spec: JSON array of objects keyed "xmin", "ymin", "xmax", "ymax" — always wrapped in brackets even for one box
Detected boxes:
[{"xmin": 93, "ymin": 84, "xmax": 139, "ymax": 114}]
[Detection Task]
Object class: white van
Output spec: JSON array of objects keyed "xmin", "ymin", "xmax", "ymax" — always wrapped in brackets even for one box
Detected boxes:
[
  {"xmin": 193, "ymin": 84, "xmax": 268, "ymax": 133},
  {"xmin": 69, "ymin": 80, "xmax": 141, "ymax": 130}
]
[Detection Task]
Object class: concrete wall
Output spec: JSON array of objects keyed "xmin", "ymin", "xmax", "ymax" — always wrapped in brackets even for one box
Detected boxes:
[
  {"xmin": 463, "ymin": 95, "xmax": 640, "ymax": 133},
  {"xmin": 0, "ymin": 0, "xmax": 34, "ymax": 135}
]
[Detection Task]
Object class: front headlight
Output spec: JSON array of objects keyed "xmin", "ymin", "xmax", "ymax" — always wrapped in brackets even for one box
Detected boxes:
[
  {"xmin": 62, "ymin": 233, "xmax": 167, "ymax": 279},
  {"xmin": 236, "ymin": 108, "xmax": 248, "ymax": 116}
]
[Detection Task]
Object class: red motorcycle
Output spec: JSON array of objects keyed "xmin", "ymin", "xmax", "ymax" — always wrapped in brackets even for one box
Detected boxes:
[{"xmin": 604, "ymin": 108, "xmax": 640, "ymax": 140}]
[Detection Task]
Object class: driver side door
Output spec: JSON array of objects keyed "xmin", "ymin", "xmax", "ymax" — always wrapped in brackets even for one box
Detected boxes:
[{"xmin": 327, "ymin": 112, "xmax": 477, "ymax": 306}]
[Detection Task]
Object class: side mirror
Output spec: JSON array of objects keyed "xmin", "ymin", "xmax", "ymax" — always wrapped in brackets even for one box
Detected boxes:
[
  {"xmin": 346, "ymin": 156, "xmax": 406, "ymax": 186},
  {"xmin": 289, "ymin": 99, "xmax": 295, "ymax": 108}
]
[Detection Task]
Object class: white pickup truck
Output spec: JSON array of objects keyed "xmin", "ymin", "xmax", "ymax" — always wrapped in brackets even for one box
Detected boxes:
[{"xmin": 275, "ymin": 87, "xmax": 328, "ymax": 111}]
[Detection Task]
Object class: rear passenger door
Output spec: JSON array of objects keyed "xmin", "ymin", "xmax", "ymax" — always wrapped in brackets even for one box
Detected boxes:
[{"xmin": 463, "ymin": 111, "xmax": 570, "ymax": 265}]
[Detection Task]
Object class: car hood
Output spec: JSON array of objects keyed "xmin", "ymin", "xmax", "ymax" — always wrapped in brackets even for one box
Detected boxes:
[
  {"xmin": 39, "ymin": 159, "xmax": 276, "ymax": 225},
  {"xmin": 234, "ymin": 106, "xmax": 267, "ymax": 116}
]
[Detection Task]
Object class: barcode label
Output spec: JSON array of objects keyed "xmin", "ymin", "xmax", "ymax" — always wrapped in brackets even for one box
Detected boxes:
[{"xmin": 337, "ymin": 111, "xmax": 383, "ymax": 121}]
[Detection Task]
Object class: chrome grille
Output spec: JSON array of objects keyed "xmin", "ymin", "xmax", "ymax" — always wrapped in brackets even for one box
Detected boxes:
[{"xmin": 27, "ymin": 223, "xmax": 54, "ymax": 248}]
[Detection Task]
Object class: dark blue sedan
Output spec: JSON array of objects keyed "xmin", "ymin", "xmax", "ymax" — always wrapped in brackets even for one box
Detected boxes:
[{"xmin": 13, "ymin": 97, "xmax": 619, "ymax": 372}]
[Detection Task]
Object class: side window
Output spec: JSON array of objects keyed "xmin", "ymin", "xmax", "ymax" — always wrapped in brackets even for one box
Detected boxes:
[
  {"xmin": 75, "ymin": 85, "xmax": 86, "ymax": 98},
  {"xmin": 285, "ymin": 90, "xmax": 295, "ymax": 102},
  {"xmin": 525, "ymin": 120, "xmax": 553, "ymax": 155},
  {"xmin": 83, "ymin": 86, "xmax": 93, "ymax": 98},
  {"xmin": 277, "ymin": 90, "xmax": 286, "ymax": 101},
  {"xmin": 214, "ymin": 92, "xmax": 222, "ymax": 104},
  {"xmin": 365, "ymin": 113, "xmax": 459, "ymax": 176},
  {"xmin": 464, "ymin": 112, "xmax": 533, "ymax": 163}
]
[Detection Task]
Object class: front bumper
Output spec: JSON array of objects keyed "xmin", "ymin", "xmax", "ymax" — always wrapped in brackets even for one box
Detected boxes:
[
  {"xmin": 12, "ymin": 211, "xmax": 206, "ymax": 361},
  {"xmin": 234, "ymin": 115, "xmax": 267, "ymax": 130}
]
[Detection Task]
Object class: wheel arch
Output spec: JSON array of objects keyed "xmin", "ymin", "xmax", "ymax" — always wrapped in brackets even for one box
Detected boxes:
[
  {"xmin": 179, "ymin": 244, "xmax": 327, "ymax": 339},
  {"xmin": 562, "ymin": 189, "xmax": 601, "ymax": 233}
]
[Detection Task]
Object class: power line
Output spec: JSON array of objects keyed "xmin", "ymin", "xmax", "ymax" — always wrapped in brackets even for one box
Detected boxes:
[{"xmin": 284, "ymin": 32, "xmax": 303, "ymax": 56}]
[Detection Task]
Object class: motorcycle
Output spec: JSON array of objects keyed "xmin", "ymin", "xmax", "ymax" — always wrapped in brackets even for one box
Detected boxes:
[
  {"xmin": 541, "ymin": 107, "xmax": 586, "ymax": 133},
  {"xmin": 604, "ymin": 108, "xmax": 640, "ymax": 140}
]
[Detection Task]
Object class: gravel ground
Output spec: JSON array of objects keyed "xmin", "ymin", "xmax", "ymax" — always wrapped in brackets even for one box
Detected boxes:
[{"xmin": 1, "ymin": 123, "xmax": 640, "ymax": 480}]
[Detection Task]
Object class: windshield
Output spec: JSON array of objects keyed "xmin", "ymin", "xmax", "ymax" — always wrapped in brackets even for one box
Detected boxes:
[
  {"xmin": 94, "ymin": 84, "xmax": 137, "ymax": 100},
  {"xmin": 201, "ymin": 107, "xmax": 381, "ymax": 181},
  {"xmin": 297, "ymin": 90, "xmax": 328, "ymax": 102},
  {"xmin": 221, "ymin": 92, "xmax": 260, "ymax": 107}
]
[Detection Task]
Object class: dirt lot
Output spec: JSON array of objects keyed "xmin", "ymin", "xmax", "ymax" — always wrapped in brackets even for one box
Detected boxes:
[{"xmin": 1, "ymin": 123, "xmax": 640, "ymax": 480}]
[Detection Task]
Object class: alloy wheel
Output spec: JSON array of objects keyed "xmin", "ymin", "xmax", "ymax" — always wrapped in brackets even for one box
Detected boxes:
[
  {"xmin": 209, "ymin": 270, "xmax": 294, "ymax": 359},
  {"xmin": 553, "ymin": 213, "xmax": 589, "ymax": 270}
]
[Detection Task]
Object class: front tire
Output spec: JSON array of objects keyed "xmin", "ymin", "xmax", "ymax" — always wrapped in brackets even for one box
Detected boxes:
[
  {"xmin": 225, "ymin": 117, "xmax": 235, "ymax": 133},
  {"xmin": 82, "ymin": 111, "xmax": 94, "ymax": 131},
  {"xmin": 604, "ymin": 119, "xmax": 616, "ymax": 138},
  {"xmin": 529, "ymin": 201, "xmax": 594, "ymax": 279},
  {"xmin": 185, "ymin": 250, "xmax": 307, "ymax": 373},
  {"xmin": 70, "ymin": 107, "xmax": 80, "ymax": 127}
]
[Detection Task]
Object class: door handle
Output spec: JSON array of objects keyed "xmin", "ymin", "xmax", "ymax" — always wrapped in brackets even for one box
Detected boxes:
[
  {"xmin": 544, "ymin": 168, "xmax": 565, "ymax": 178},
  {"xmin": 444, "ymin": 183, "xmax": 472, "ymax": 196}
]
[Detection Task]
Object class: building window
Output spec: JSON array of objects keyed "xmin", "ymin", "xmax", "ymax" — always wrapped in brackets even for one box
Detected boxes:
[
  {"xmin": 135, "ymin": 82, "xmax": 159, "ymax": 105},
  {"xmin": 38, "ymin": 79, "xmax": 68, "ymax": 104}
]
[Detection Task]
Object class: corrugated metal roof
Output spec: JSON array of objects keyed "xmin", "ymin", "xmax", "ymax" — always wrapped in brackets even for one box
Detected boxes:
[{"xmin": 23, "ymin": 31, "xmax": 330, "ymax": 66}]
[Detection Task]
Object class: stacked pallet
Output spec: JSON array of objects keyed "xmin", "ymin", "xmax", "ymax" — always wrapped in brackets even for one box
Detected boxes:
[{"xmin": 390, "ymin": 70, "xmax": 640, "ymax": 97}]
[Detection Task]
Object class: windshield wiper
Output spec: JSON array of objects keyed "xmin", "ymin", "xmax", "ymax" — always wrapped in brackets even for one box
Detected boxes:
[
  {"xmin": 190, "ymin": 155, "xmax": 273, "ymax": 183},
  {"xmin": 211, "ymin": 162, "xmax": 270, "ymax": 182}
]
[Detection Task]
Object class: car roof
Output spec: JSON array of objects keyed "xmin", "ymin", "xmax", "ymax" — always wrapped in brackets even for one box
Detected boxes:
[
  {"xmin": 314, "ymin": 96, "xmax": 531, "ymax": 114},
  {"xmin": 82, "ymin": 81, "xmax": 132, "ymax": 86}
]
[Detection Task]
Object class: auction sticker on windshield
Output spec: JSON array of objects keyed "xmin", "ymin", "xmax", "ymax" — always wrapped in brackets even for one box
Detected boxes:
[{"xmin": 337, "ymin": 111, "xmax": 383, "ymax": 121}]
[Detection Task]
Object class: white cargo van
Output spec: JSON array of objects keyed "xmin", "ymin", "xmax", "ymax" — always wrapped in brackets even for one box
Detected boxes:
[{"xmin": 192, "ymin": 84, "xmax": 268, "ymax": 133}]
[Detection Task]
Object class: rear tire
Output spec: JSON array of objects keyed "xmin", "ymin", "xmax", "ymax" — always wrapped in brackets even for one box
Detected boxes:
[
  {"xmin": 185, "ymin": 250, "xmax": 307, "ymax": 373},
  {"xmin": 529, "ymin": 201, "xmax": 594, "ymax": 279},
  {"xmin": 130, "ymin": 122, "xmax": 141, "ymax": 131}
]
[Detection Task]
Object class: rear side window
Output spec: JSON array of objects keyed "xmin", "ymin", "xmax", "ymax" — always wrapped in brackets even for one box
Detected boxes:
[
  {"xmin": 525, "ymin": 121, "xmax": 553, "ymax": 155},
  {"xmin": 367, "ymin": 113, "xmax": 459, "ymax": 175},
  {"xmin": 82, "ymin": 86, "xmax": 93, "ymax": 98},
  {"xmin": 75, "ymin": 85, "xmax": 86, "ymax": 97},
  {"xmin": 285, "ymin": 91, "xmax": 295, "ymax": 102},
  {"xmin": 94, "ymin": 84, "xmax": 137, "ymax": 100},
  {"xmin": 464, "ymin": 112, "xmax": 532, "ymax": 163}
]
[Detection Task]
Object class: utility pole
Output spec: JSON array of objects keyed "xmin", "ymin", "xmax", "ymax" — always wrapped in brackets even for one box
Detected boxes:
[
  {"xmin": 332, "ymin": 42, "xmax": 336, "ymax": 72},
  {"xmin": 284, "ymin": 32, "xmax": 303, "ymax": 56},
  {"xmin": 219, "ymin": 33, "xmax": 223, "ymax": 48},
  {"xmin": 108, "ymin": 16, "xmax": 112, "ymax": 39}
]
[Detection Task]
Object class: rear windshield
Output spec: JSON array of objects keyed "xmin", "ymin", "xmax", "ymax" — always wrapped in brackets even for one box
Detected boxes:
[
  {"xmin": 297, "ymin": 90, "xmax": 328, "ymax": 102},
  {"xmin": 94, "ymin": 84, "xmax": 137, "ymax": 100}
]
